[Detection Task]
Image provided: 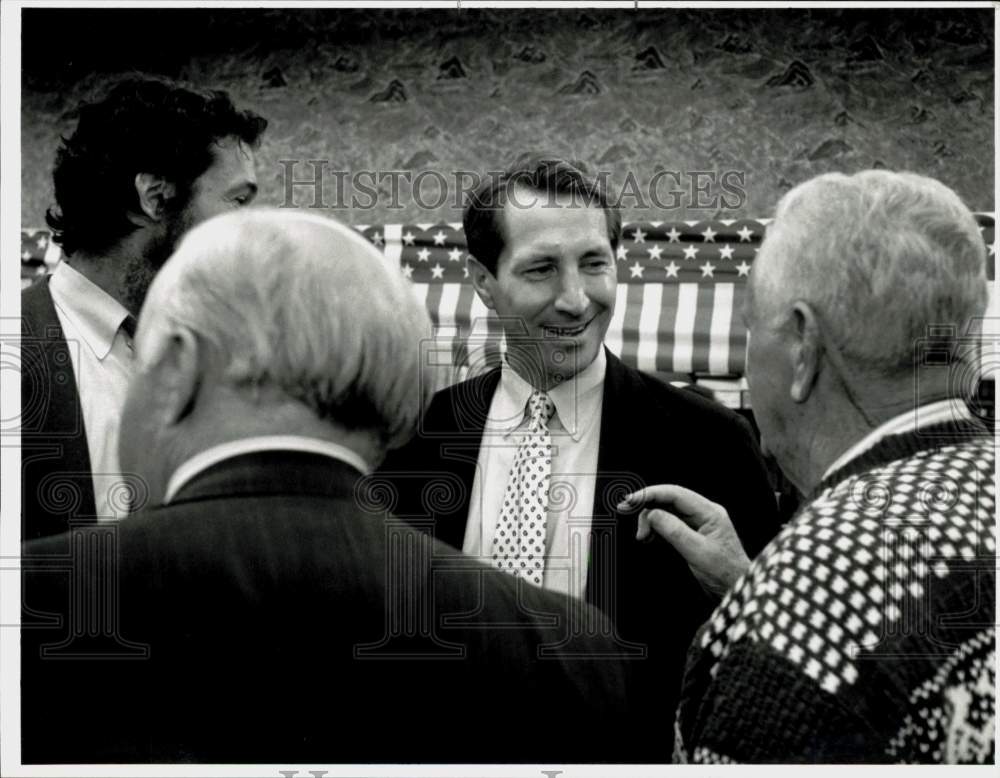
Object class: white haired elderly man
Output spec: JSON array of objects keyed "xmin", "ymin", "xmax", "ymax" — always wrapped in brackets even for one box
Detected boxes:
[
  {"xmin": 21, "ymin": 209, "xmax": 632, "ymax": 764},
  {"xmin": 622, "ymin": 171, "xmax": 995, "ymax": 763}
]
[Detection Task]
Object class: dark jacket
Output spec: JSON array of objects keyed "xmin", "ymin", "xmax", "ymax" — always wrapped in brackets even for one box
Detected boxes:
[
  {"xmin": 380, "ymin": 349, "xmax": 782, "ymax": 760},
  {"xmin": 21, "ymin": 277, "xmax": 96, "ymax": 541},
  {"xmin": 21, "ymin": 451, "xmax": 633, "ymax": 763}
]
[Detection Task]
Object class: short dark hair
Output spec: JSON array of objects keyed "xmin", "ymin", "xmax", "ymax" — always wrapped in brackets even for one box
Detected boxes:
[
  {"xmin": 45, "ymin": 76, "xmax": 268, "ymax": 256},
  {"xmin": 462, "ymin": 154, "xmax": 622, "ymax": 276}
]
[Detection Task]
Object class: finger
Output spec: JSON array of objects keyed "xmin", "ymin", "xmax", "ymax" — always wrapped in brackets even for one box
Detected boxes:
[
  {"xmin": 618, "ymin": 485, "xmax": 680, "ymax": 512},
  {"xmin": 636, "ymin": 509, "xmax": 653, "ymax": 541},
  {"xmin": 644, "ymin": 508, "xmax": 706, "ymax": 560},
  {"xmin": 636, "ymin": 509, "xmax": 648, "ymax": 540},
  {"xmin": 618, "ymin": 485, "xmax": 723, "ymax": 530}
]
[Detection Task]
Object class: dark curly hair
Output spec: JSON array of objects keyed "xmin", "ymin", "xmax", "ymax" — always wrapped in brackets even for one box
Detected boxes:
[
  {"xmin": 45, "ymin": 76, "xmax": 268, "ymax": 256},
  {"xmin": 462, "ymin": 154, "xmax": 621, "ymax": 277}
]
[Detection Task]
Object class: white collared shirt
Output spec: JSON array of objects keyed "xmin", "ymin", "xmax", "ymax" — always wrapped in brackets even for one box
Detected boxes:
[
  {"xmin": 822, "ymin": 398, "xmax": 976, "ymax": 481},
  {"xmin": 48, "ymin": 262, "xmax": 135, "ymax": 521},
  {"xmin": 163, "ymin": 435, "xmax": 371, "ymax": 504},
  {"xmin": 463, "ymin": 349, "xmax": 606, "ymax": 599}
]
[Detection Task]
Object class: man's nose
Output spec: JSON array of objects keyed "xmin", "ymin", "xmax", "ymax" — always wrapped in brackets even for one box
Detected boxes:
[{"xmin": 553, "ymin": 270, "xmax": 589, "ymax": 316}]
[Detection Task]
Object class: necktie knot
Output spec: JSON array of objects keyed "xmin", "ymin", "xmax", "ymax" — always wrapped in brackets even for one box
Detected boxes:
[{"xmin": 526, "ymin": 390, "xmax": 555, "ymax": 430}]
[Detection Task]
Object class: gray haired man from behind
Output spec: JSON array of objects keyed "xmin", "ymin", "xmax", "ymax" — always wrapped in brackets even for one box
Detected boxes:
[{"xmin": 623, "ymin": 170, "xmax": 994, "ymax": 763}]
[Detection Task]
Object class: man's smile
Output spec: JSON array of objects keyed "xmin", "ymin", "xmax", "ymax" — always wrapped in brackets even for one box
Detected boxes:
[{"xmin": 542, "ymin": 315, "xmax": 597, "ymax": 338}]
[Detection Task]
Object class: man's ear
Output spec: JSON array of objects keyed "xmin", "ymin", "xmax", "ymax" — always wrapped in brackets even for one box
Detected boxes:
[
  {"xmin": 789, "ymin": 301, "xmax": 822, "ymax": 404},
  {"xmin": 132, "ymin": 173, "xmax": 177, "ymax": 223},
  {"xmin": 156, "ymin": 328, "xmax": 202, "ymax": 427},
  {"xmin": 467, "ymin": 255, "xmax": 497, "ymax": 311}
]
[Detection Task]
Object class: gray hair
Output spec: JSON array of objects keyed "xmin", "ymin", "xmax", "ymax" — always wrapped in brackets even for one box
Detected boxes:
[
  {"xmin": 135, "ymin": 208, "xmax": 434, "ymax": 449},
  {"xmin": 752, "ymin": 170, "xmax": 988, "ymax": 372}
]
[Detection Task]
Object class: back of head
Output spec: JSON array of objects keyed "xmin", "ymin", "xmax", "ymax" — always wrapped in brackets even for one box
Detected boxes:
[
  {"xmin": 754, "ymin": 170, "xmax": 988, "ymax": 376},
  {"xmin": 45, "ymin": 75, "xmax": 268, "ymax": 257},
  {"xmin": 136, "ymin": 208, "xmax": 433, "ymax": 451},
  {"xmin": 462, "ymin": 153, "xmax": 622, "ymax": 275}
]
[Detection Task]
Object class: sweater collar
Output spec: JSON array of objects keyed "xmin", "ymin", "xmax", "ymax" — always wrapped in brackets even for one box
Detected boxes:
[{"xmin": 806, "ymin": 413, "xmax": 991, "ymax": 508}]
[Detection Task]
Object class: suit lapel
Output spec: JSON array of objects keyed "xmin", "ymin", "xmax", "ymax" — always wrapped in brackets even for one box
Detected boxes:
[
  {"xmin": 430, "ymin": 368, "xmax": 500, "ymax": 549},
  {"xmin": 585, "ymin": 350, "xmax": 654, "ymax": 614}
]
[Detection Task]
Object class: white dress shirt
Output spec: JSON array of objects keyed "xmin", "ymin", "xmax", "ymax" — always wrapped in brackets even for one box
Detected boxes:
[
  {"xmin": 463, "ymin": 349, "xmax": 606, "ymax": 599},
  {"xmin": 48, "ymin": 262, "xmax": 135, "ymax": 521},
  {"xmin": 822, "ymin": 398, "xmax": 977, "ymax": 481},
  {"xmin": 163, "ymin": 435, "xmax": 371, "ymax": 504}
]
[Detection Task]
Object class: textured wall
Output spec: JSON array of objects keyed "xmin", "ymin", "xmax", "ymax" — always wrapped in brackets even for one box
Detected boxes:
[{"xmin": 21, "ymin": 7, "xmax": 994, "ymax": 229}]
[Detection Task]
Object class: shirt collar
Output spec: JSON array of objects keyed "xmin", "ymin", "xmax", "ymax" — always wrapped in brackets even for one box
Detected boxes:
[
  {"xmin": 48, "ymin": 262, "xmax": 132, "ymax": 360},
  {"xmin": 163, "ymin": 435, "xmax": 372, "ymax": 504},
  {"xmin": 493, "ymin": 348, "xmax": 606, "ymax": 441},
  {"xmin": 821, "ymin": 398, "xmax": 975, "ymax": 481}
]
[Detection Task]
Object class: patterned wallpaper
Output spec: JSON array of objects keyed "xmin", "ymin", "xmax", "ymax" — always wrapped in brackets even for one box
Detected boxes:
[{"xmin": 21, "ymin": 7, "xmax": 994, "ymax": 229}]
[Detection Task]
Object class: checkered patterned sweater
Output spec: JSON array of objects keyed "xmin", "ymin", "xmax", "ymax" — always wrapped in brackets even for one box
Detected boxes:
[{"xmin": 674, "ymin": 420, "xmax": 996, "ymax": 763}]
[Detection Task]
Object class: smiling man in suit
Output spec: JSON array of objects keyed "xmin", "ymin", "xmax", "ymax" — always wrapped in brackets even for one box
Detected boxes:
[
  {"xmin": 21, "ymin": 76, "xmax": 266, "ymax": 542},
  {"xmin": 380, "ymin": 155, "xmax": 782, "ymax": 758}
]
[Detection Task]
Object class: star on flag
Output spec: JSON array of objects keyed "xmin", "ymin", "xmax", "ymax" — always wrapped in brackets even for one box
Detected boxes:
[
  {"xmin": 700, "ymin": 261, "xmax": 716, "ymax": 278},
  {"xmin": 718, "ymin": 244, "xmax": 735, "ymax": 260},
  {"xmin": 647, "ymin": 244, "xmax": 663, "ymax": 261},
  {"xmin": 416, "ymin": 248, "xmax": 431, "ymax": 262},
  {"xmin": 665, "ymin": 226, "xmax": 681, "ymax": 243},
  {"xmin": 402, "ymin": 231, "xmax": 416, "ymax": 246},
  {"xmin": 632, "ymin": 227, "xmax": 646, "ymax": 244},
  {"xmin": 664, "ymin": 261, "xmax": 679, "ymax": 278},
  {"xmin": 629, "ymin": 261, "xmax": 644, "ymax": 279},
  {"xmin": 737, "ymin": 225, "xmax": 754, "ymax": 242},
  {"xmin": 701, "ymin": 226, "xmax": 717, "ymax": 242},
  {"xmin": 736, "ymin": 261, "xmax": 752, "ymax": 277},
  {"xmin": 448, "ymin": 247, "xmax": 463, "ymax": 262},
  {"xmin": 432, "ymin": 231, "xmax": 447, "ymax": 246},
  {"xmin": 616, "ymin": 244, "xmax": 629, "ymax": 261},
  {"xmin": 683, "ymin": 245, "xmax": 699, "ymax": 260},
  {"xmin": 431, "ymin": 264, "xmax": 445, "ymax": 279}
]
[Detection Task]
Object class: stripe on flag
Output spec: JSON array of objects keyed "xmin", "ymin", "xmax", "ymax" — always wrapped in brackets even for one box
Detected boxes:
[
  {"xmin": 636, "ymin": 283, "xmax": 663, "ymax": 373},
  {"xmin": 709, "ymin": 283, "xmax": 735, "ymax": 375},
  {"xmin": 671, "ymin": 283, "xmax": 699, "ymax": 374}
]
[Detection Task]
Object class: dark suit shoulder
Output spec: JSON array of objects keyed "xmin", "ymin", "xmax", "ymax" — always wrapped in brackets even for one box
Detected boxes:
[
  {"xmin": 422, "ymin": 368, "xmax": 499, "ymax": 423},
  {"xmin": 610, "ymin": 356, "xmax": 752, "ymax": 437}
]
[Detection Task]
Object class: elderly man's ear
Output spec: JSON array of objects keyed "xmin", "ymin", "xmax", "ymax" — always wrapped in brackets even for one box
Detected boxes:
[
  {"xmin": 154, "ymin": 330, "xmax": 202, "ymax": 427},
  {"xmin": 789, "ymin": 301, "xmax": 822, "ymax": 404},
  {"xmin": 130, "ymin": 172, "xmax": 177, "ymax": 224}
]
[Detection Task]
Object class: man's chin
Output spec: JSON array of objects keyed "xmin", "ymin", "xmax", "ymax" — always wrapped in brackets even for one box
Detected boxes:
[{"xmin": 545, "ymin": 342, "xmax": 599, "ymax": 384}]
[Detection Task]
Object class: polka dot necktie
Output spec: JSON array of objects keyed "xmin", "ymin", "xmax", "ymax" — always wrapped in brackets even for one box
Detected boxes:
[{"xmin": 491, "ymin": 390, "xmax": 556, "ymax": 588}]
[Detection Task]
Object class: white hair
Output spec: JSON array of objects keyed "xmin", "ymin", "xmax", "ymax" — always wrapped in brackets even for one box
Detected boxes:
[
  {"xmin": 752, "ymin": 170, "xmax": 988, "ymax": 373},
  {"xmin": 136, "ymin": 208, "xmax": 435, "ymax": 449}
]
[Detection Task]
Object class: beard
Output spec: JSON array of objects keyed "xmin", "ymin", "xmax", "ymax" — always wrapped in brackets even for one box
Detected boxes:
[{"xmin": 120, "ymin": 204, "xmax": 192, "ymax": 316}]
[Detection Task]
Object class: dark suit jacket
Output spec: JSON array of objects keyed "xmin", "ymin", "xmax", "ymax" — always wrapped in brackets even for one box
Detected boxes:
[
  {"xmin": 380, "ymin": 349, "xmax": 781, "ymax": 760},
  {"xmin": 21, "ymin": 451, "xmax": 632, "ymax": 764},
  {"xmin": 21, "ymin": 277, "xmax": 97, "ymax": 541}
]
